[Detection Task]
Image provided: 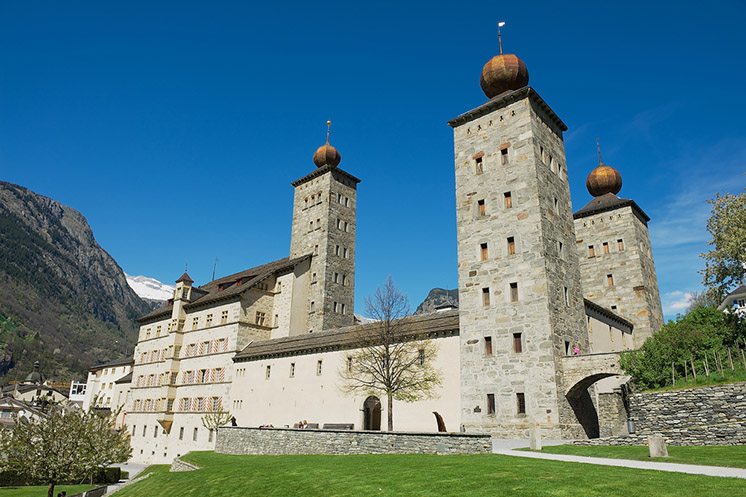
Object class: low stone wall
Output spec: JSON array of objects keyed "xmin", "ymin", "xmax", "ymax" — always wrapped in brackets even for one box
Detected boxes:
[
  {"xmin": 577, "ymin": 382, "xmax": 746, "ymax": 446},
  {"xmin": 216, "ymin": 427, "xmax": 492, "ymax": 455}
]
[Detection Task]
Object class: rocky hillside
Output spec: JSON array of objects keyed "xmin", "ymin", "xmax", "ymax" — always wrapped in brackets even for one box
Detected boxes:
[
  {"xmin": 0, "ymin": 181, "xmax": 149, "ymax": 382},
  {"xmin": 414, "ymin": 288, "xmax": 459, "ymax": 314}
]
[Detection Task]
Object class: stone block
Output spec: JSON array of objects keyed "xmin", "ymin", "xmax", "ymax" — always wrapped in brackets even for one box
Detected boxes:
[
  {"xmin": 529, "ymin": 426, "xmax": 542, "ymax": 451},
  {"xmin": 648, "ymin": 434, "xmax": 668, "ymax": 458}
]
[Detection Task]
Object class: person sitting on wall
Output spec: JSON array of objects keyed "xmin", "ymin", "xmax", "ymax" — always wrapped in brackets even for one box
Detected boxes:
[{"xmin": 572, "ymin": 344, "xmax": 581, "ymax": 356}]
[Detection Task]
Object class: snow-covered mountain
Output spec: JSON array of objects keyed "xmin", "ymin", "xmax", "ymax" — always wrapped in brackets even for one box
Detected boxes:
[{"xmin": 125, "ymin": 274, "xmax": 174, "ymax": 302}]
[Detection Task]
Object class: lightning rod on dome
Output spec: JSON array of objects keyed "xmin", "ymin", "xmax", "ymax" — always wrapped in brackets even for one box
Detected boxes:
[
  {"xmin": 326, "ymin": 120, "xmax": 332, "ymax": 144},
  {"xmin": 497, "ymin": 21, "xmax": 506, "ymax": 55},
  {"xmin": 596, "ymin": 138, "xmax": 603, "ymax": 165}
]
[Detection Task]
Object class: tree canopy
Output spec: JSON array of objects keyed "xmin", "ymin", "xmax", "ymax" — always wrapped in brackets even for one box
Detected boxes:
[{"xmin": 701, "ymin": 191, "xmax": 746, "ymax": 299}]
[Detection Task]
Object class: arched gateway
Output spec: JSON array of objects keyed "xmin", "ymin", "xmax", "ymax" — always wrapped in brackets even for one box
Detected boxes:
[
  {"xmin": 561, "ymin": 353, "xmax": 625, "ymax": 438},
  {"xmin": 362, "ymin": 396, "xmax": 382, "ymax": 431}
]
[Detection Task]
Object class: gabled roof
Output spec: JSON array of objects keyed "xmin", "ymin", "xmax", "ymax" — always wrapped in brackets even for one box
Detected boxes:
[
  {"xmin": 573, "ymin": 193, "xmax": 650, "ymax": 224},
  {"xmin": 718, "ymin": 284, "xmax": 746, "ymax": 311},
  {"xmin": 138, "ymin": 255, "xmax": 312, "ymax": 324},
  {"xmin": 234, "ymin": 310, "xmax": 460, "ymax": 362},
  {"xmin": 115, "ymin": 372, "xmax": 133, "ymax": 384}
]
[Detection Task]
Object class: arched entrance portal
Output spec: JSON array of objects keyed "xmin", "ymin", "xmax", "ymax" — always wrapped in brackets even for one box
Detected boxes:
[
  {"xmin": 363, "ymin": 396, "xmax": 382, "ymax": 431},
  {"xmin": 566, "ymin": 373, "xmax": 623, "ymax": 439}
]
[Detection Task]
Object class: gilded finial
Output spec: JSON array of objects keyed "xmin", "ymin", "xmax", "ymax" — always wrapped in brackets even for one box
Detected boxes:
[{"xmin": 326, "ymin": 120, "xmax": 332, "ymax": 144}]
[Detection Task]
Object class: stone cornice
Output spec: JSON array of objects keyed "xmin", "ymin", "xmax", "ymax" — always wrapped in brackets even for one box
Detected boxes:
[{"xmin": 291, "ymin": 165, "xmax": 361, "ymax": 188}]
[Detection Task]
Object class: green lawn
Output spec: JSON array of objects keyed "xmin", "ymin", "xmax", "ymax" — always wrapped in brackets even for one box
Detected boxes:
[
  {"xmin": 110, "ymin": 451, "xmax": 745, "ymax": 497},
  {"xmin": 646, "ymin": 368, "xmax": 746, "ymax": 392},
  {"xmin": 535, "ymin": 444, "xmax": 746, "ymax": 469},
  {"xmin": 0, "ymin": 484, "xmax": 94, "ymax": 497}
]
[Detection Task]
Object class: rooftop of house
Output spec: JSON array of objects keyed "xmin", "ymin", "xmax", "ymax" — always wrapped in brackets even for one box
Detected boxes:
[
  {"xmin": 138, "ymin": 254, "xmax": 312, "ymax": 324},
  {"xmin": 573, "ymin": 193, "xmax": 650, "ymax": 224}
]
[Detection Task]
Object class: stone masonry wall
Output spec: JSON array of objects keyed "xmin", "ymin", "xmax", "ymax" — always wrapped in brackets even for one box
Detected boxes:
[
  {"xmin": 576, "ymin": 382, "xmax": 746, "ymax": 446},
  {"xmin": 215, "ymin": 427, "xmax": 492, "ymax": 455}
]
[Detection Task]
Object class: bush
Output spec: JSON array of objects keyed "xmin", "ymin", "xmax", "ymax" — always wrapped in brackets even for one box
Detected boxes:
[{"xmin": 621, "ymin": 306, "xmax": 746, "ymax": 390}]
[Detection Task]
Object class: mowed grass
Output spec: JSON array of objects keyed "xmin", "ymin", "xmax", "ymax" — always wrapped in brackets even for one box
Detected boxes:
[
  {"xmin": 0, "ymin": 484, "xmax": 94, "ymax": 497},
  {"xmin": 535, "ymin": 444, "xmax": 746, "ymax": 469},
  {"xmin": 111, "ymin": 451, "xmax": 745, "ymax": 497}
]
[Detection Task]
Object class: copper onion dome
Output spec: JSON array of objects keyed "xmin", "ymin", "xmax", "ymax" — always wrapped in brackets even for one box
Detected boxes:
[
  {"xmin": 586, "ymin": 164, "xmax": 623, "ymax": 197},
  {"xmin": 480, "ymin": 54, "xmax": 529, "ymax": 99},
  {"xmin": 312, "ymin": 120, "xmax": 341, "ymax": 168}
]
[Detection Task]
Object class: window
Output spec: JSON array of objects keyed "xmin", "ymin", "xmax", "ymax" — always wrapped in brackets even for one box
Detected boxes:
[
  {"xmin": 417, "ymin": 349, "xmax": 425, "ymax": 366},
  {"xmin": 312, "ymin": 272, "xmax": 317, "ymax": 282},
  {"xmin": 564, "ymin": 287, "xmax": 569, "ymax": 306},
  {"xmin": 191, "ymin": 317, "xmax": 199, "ymax": 330},
  {"xmin": 132, "ymin": 425, "xmax": 136, "ymax": 436},
  {"xmin": 347, "ymin": 356, "xmax": 353, "ymax": 373},
  {"xmin": 558, "ymin": 241, "xmax": 564, "ymax": 255},
  {"xmin": 513, "ymin": 333, "xmax": 523, "ymax": 353},
  {"xmin": 154, "ymin": 426, "xmax": 158, "ymax": 438},
  {"xmin": 341, "ymin": 303, "xmax": 346, "ymax": 315},
  {"xmin": 487, "ymin": 394, "xmax": 496, "ymax": 415},
  {"xmin": 617, "ymin": 239, "xmax": 625, "ymax": 251},
  {"xmin": 553, "ymin": 197, "xmax": 559, "ymax": 213},
  {"xmin": 333, "ymin": 272, "xmax": 339, "ymax": 283},
  {"xmin": 314, "ymin": 244, "xmax": 319, "ymax": 255},
  {"xmin": 588, "ymin": 245, "xmax": 596, "ymax": 258},
  {"xmin": 475, "ymin": 156, "xmax": 483, "ymax": 175},
  {"xmin": 256, "ymin": 312, "xmax": 266, "ymax": 326},
  {"xmin": 142, "ymin": 425, "xmax": 147, "ymax": 436},
  {"xmin": 504, "ymin": 192, "xmax": 512, "ymax": 209},
  {"xmin": 510, "ymin": 282, "xmax": 519, "ymax": 302},
  {"xmin": 317, "ymin": 360, "xmax": 323, "ymax": 376},
  {"xmin": 220, "ymin": 310, "xmax": 228, "ymax": 324},
  {"xmin": 480, "ymin": 243, "xmax": 489, "ymax": 261},
  {"xmin": 265, "ymin": 365, "xmax": 271, "ymax": 379},
  {"xmin": 607, "ymin": 274, "xmax": 614, "ymax": 287},
  {"xmin": 500, "ymin": 147, "xmax": 509, "ymax": 165},
  {"xmin": 193, "ymin": 427, "xmax": 198, "ymax": 441},
  {"xmin": 208, "ymin": 429, "xmax": 214, "ymax": 443},
  {"xmin": 337, "ymin": 218, "xmax": 342, "ymax": 230},
  {"xmin": 335, "ymin": 245, "xmax": 340, "ymax": 256},
  {"xmin": 611, "ymin": 305, "xmax": 618, "ymax": 311},
  {"xmin": 482, "ymin": 287, "xmax": 490, "ymax": 307},
  {"xmin": 603, "ymin": 242, "xmax": 610, "ymax": 254},
  {"xmin": 342, "ymin": 274, "xmax": 349, "ymax": 286},
  {"xmin": 540, "ymin": 145, "xmax": 546, "ymax": 163},
  {"xmin": 310, "ymin": 300, "xmax": 315, "ymax": 312},
  {"xmin": 333, "ymin": 302, "xmax": 338, "ymax": 313},
  {"xmin": 565, "ymin": 340, "xmax": 571, "ymax": 355},
  {"xmin": 206, "ymin": 314, "xmax": 213, "ymax": 327},
  {"xmin": 343, "ymin": 247, "xmax": 349, "ymax": 258},
  {"xmin": 516, "ymin": 393, "xmax": 526, "ymax": 414},
  {"xmin": 179, "ymin": 427, "xmax": 184, "ymax": 440},
  {"xmin": 477, "ymin": 199, "xmax": 486, "ymax": 217},
  {"xmin": 484, "ymin": 336, "xmax": 493, "ymax": 356},
  {"xmin": 290, "ymin": 363, "xmax": 295, "ymax": 378},
  {"xmin": 507, "ymin": 237, "xmax": 516, "ymax": 255}
]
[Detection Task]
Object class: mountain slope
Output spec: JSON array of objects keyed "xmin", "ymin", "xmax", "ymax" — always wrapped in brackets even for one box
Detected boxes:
[
  {"xmin": 0, "ymin": 181, "xmax": 149, "ymax": 381},
  {"xmin": 414, "ymin": 288, "xmax": 459, "ymax": 315}
]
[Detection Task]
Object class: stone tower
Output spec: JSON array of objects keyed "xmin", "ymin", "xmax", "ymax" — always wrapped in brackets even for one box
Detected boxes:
[
  {"xmin": 289, "ymin": 125, "xmax": 360, "ymax": 332},
  {"xmin": 449, "ymin": 50, "xmax": 589, "ymax": 438},
  {"xmin": 573, "ymin": 162, "xmax": 663, "ymax": 347}
]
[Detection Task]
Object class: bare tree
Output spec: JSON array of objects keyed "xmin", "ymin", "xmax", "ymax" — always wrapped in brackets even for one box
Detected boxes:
[
  {"xmin": 340, "ymin": 277, "xmax": 442, "ymax": 431},
  {"xmin": 201, "ymin": 410, "xmax": 233, "ymax": 440}
]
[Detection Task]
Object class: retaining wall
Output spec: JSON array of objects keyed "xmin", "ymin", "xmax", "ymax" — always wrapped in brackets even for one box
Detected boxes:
[
  {"xmin": 215, "ymin": 426, "xmax": 492, "ymax": 455},
  {"xmin": 577, "ymin": 381, "xmax": 746, "ymax": 446}
]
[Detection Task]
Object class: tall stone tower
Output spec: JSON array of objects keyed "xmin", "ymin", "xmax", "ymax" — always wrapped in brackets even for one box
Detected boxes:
[
  {"xmin": 573, "ymin": 161, "xmax": 663, "ymax": 347},
  {"xmin": 289, "ymin": 123, "xmax": 360, "ymax": 332},
  {"xmin": 449, "ymin": 49, "xmax": 588, "ymax": 438}
]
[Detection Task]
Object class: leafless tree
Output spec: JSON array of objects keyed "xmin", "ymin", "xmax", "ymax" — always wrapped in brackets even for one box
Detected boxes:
[{"xmin": 340, "ymin": 277, "xmax": 442, "ymax": 431}]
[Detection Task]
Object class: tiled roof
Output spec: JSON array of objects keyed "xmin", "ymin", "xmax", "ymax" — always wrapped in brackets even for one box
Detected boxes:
[
  {"xmin": 573, "ymin": 193, "xmax": 650, "ymax": 224},
  {"xmin": 583, "ymin": 299, "xmax": 634, "ymax": 334},
  {"xmin": 137, "ymin": 255, "xmax": 312, "ymax": 324},
  {"xmin": 726, "ymin": 285, "xmax": 746, "ymax": 299},
  {"xmin": 234, "ymin": 310, "xmax": 460, "ymax": 362}
]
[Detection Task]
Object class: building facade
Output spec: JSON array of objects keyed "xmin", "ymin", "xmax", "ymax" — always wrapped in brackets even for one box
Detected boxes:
[{"xmin": 112, "ymin": 42, "xmax": 663, "ymax": 464}]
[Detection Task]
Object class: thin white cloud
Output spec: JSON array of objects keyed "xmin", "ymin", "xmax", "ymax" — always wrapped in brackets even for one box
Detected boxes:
[{"xmin": 661, "ymin": 290, "xmax": 694, "ymax": 316}]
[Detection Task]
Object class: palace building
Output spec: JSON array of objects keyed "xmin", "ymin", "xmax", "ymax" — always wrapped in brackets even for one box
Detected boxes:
[{"xmin": 122, "ymin": 43, "xmax": 663, "ymax": 463}]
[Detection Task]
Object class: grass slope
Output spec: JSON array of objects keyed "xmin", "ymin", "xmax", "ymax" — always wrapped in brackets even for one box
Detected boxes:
[
  {"xmin": 0, "ymin": 484, "xmax": 93, "ymax": 497},
  {"xmin": 112, "ymin": 452, "xmax": 745, "ymax": 497},
  {"xmin": 536, "ymin": 444, "xmax": 746, "ymax": 469}
]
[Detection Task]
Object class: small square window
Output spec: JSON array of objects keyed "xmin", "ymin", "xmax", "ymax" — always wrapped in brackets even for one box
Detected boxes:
[
  {"xmin": 507, "ymin": 237, "xmax": 516, "ymax": 256},
  {"xmin": 477, "ymin": 199, "xmax": 486, "ymax": 217},
  {"xmin": 509, "ymin": 282, "xmax": 519, "ymax": 302},
  {"xmin": 484, "ymin": 336, "xmax": 493, "ymax": 356},
  {"xmin": 487, "ymin": 394, "xmax": 496, "ymax": 415},
  {"xmin": 516, "ymin": 393, "xmax": 526, "ymax": 414},
  {"xmin": 513, "ymin": 333, "xmax": 523, "ymax": 353},
  {"xmin": 482, "ymin": 287, "xmax": 490, "ymax": 307},
  {"xmin": 603, "ymin": 242, "xmax": 610, "ymax": 254},
  {"xmin": 480, "ymin": 243, "xmax": 489, "ymax": 261},
  {"xmin": 475, "ymin": 156, "xmax": 484, "ymax": 175},
  {"xmin": 504, "ymin": 192, "xmax": 512, "ymax": 209}
]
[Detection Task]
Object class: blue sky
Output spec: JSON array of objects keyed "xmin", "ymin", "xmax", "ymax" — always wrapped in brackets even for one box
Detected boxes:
[{"xmin": 1, "ymin": 1, "xmax": 744, "ymax": 319}]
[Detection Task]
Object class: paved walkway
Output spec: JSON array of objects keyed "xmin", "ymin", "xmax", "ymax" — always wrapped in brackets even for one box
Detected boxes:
[
  {"xmin": 493, "ymin": 448, "xmax": 746, "ymax": 479},
  {"xmin": 104, "ymin": 462, "xmax": 149, "ymax": 495}
]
